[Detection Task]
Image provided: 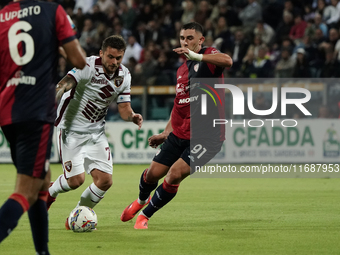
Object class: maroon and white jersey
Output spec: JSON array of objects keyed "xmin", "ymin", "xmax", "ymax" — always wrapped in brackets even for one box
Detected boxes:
[
  {"xmin": 55, "ymin": 56, "xmax": 131, "ymax": 132},
  {"xmin": 172, "ymin": 47, "xmax": 225, "ymax": 141},
  {"xmin": 0, "ymin": 0, "xmax": 76, "ymax": 126}
]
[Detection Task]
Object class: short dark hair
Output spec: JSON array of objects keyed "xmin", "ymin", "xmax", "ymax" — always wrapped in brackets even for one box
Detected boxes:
[
  {"xmin": 102, "ymin": 35, "xmax": 126, "ymax": 52},
  {"xmin": 181, "ymin": 22, "xmax": 204, "ymax": 34}
]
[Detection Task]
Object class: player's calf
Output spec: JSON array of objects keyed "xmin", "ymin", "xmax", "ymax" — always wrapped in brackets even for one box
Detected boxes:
[{"xmin": 139, "ymin": 169, "xmax": 158, "ymax": 200}]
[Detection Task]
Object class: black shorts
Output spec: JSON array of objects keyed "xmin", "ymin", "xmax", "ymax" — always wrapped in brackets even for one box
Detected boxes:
[
  {"xmin": 2, "ymin": 121, "xmax": 54, "ymax": 179},
  {"xmin": 153, "ymin": 132, "xmax": 223, "ymax": 172}
]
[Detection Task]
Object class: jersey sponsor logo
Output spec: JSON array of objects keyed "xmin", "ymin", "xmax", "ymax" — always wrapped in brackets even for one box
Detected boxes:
[
  {"xmin": 114, "ymin": 76, "xmax": 124, "ymax": 87},
  {"xmin": 194, "ymin": 63, "xmax": 199, "ymax": 72},
  {"xmin": 64, "ymin": 161, "xmax": 72, "ymax": 172},
  {"xmin": 178, "ymin": 95, "xmax": 199, "ymax": 104},
  {"xmin": 0, "ymin": 5, "xmax": 41, "ymax": 22},
  {"xmin": 91, "ymin": 77, "xmax": 109, "ymax": 85},
  {"xmin": 6, "ymin": 71, "xmax": 36, "ymax": 87}
]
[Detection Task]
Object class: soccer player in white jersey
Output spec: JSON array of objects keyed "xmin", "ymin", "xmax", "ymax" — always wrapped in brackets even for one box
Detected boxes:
[{"xmin": 47, "ymin": 35, "xmax": 143, "ymax": 229}]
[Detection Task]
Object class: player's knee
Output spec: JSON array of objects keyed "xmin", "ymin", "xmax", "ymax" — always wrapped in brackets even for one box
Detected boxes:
[
  {"xmin": 167, "ymin": 170, "xmax": 183, "ymax": 184},
  {"xmin": 42, "ymin": 169, "xmax": 51, "ymax": 191},
  {"xmin": 145, "ymin": 168, "xmax": 161, "ymax": 183},
  {"xmin": 67, "ymin": 175, "xmax": 85, "ymax": 189},
  {"xmin": 26, "ymin": 192, "xmax": 39, "ymax": 206},
  {"xmin": 15, "ymin": 190, "xmax": 39, "ymax": 206}
]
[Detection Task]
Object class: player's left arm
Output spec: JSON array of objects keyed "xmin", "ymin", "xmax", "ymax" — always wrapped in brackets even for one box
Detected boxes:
[
  {"xmin": 200, "ymin": 52, "xmax": 233, "ymax": 68},
  {"xmin": 118, "ymin": 102, "xmax": 143, "ymax": 129},
  {"xmin": 173, "ymin": 48, "xmax": 233, "ymax": 68}
]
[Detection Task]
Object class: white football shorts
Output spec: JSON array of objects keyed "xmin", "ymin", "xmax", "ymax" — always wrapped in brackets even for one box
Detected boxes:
[{"xmin": 57, "ymin": 128, "xmax": 113, "ymax": 178}]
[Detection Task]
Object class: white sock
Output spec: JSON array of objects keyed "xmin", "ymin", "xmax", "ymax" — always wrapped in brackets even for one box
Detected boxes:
[
  {"xmin": 49, "ymin": 174, "xmax": 72, "ymax": 198},
  {"xmin": 139, "ymin": 211, "xmax": 149, "ymax": 219},
  {"xmin": 137, "ymin": 197, "xmax": 149, "ymax": 205},
  {"xmin": 79, "ymin": 183, "xmax": 106, "ymax": 208}
]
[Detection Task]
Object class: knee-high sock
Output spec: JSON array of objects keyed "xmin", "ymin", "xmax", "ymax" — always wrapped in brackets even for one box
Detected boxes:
[
  {"xmin": 28, "ymin": 191, "xmax": 50, "ymax": 255},
  {"xmin": 0, "ymin": 193, "xmax": 29, "ymax": 243},
  {"xmin": 79, "ymin": 183, "xmax": 106, "ymax": 208},
  {"xmin": 49, "ymin": 174, "xmax": 71, "ymax": 198},
  {"xmin": 138, "ymin": 169, "xmax": 158, "ymax": 202},
  {"xmin": 142, "ymin": 179, "xmax": 179, "ymax": 218}
]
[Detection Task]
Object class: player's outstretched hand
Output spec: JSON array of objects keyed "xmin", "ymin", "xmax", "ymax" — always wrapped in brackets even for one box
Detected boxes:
[
  {"xmin": 148, "ymin": 133, "xmax": 167, "ymax": 148},
  {"xmin": 173, "ymin": 47, "xmax": 203, "ymax": 61},
  {"xmin": 132, "ymin": 113, "xmax": 143, "ymax": 130}
]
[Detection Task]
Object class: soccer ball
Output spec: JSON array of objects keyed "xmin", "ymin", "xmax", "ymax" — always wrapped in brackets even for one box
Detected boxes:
[{"xmin": 68, "ymin": 206, "xmax": 97, "ymax": 232}]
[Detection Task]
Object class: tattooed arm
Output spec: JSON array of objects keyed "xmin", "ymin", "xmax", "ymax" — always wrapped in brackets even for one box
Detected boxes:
[{"xmin": 56, "ymin": 74, "xmax": 77, "ymax": 103}]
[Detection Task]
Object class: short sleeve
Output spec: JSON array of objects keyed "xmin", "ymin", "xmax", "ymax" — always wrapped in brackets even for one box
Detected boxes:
[
  {"xmin": 55, "ymin": 5, "xmax": 76, "ymax": 44},
  {"xmin": 67, "ymin": 60, "xmax": 91, "ymax": 84},
  {"xmin": 205, "ymin": 47, "xmax": 224, "ymax": 75},
  {"xmin": 117, "ymin": 71, "xmax": 131, "ymax": 103}
]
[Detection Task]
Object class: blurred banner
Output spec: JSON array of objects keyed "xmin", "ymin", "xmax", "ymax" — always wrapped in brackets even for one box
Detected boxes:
[
  {"xmin": 0, "ymin": 122, "xmax": 165, "ymax": 164},
  {"xmin": 1, "ymin": 119, "xmax": 340, "ymax": 164},
  {"xmin": 105, "ymin": 121, "xmax": 165, "ymax": 164},
  {"xmin": 221, "ymin": 119, "xmax": 340, "ymax": 163}
]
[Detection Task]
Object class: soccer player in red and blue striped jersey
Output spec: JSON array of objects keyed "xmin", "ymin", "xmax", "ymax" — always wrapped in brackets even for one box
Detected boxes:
[
  {"xmin": 0, "ymin": 0, "xmax": 86, "ymax": 253},
  {"xmin": 121, "ymin": 22, "xmax": 233, "ymax": 229}
]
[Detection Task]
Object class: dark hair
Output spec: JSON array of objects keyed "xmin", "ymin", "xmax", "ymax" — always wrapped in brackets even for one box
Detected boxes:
[
  {"xmin": 181, "ymin": 22, "xmax": 204, "ymax": 34},
  {"xmin": 101, "ymin": 35, "xmax": 126, "ymax": 52}
]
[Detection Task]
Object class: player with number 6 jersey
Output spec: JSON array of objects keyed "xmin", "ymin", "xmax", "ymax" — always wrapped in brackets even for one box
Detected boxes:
[
  {"xmin": 0, "ymin": 0, "xmax": 86, "ymax": 253},
  {"xmin": 0, "ymin": 0, "xmax": 81, "ymax": 126},
  {"xmin": 47, "ymin": 35, "xmax": 143, "ymax": 230}
]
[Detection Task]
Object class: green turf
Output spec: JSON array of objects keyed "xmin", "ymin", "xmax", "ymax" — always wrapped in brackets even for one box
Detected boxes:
[{"xmin": 0, "ymin": 163, "xmax": 339, "ymax": 255}]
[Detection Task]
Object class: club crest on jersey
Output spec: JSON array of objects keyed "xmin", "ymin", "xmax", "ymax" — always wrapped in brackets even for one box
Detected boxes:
[
  {"xmin": 64, "ymin": 161, "xmax": 72, "ymax": 172},
  {"xmin": 194, "ymin": 63, "xmax": 199, "ymax": 72},
  {"xmin": 114, "ymin": 76, "xmax": 124, "ymax": 87}
]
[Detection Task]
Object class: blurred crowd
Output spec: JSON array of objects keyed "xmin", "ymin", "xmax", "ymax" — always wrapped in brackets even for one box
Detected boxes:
[
  {"xmin": 52, "ymin": 0, "xmax": 340, "ymax": 83},
  {"xmin": 2, "ymin": 0, "xmax": 340, "ymax": 118},
  {"xmin": 2, "ymin": 0, "xmax": 340, "ymax": 83}
]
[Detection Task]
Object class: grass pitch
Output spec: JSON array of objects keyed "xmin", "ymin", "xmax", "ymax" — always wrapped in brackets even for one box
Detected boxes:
[{"xmin": 0, "ymin": 163, "xmax": 339, "ymax": 255}]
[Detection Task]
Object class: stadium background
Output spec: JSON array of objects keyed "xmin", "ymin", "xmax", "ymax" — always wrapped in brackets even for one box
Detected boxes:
[
  {"xmin": 1, "ymin": 2, "xmax": 340, "ymax": 254},
  {"xmin": 1, "ymin": 0, "xmax": 340, "ymax": 164},
  {"xmin": 2, "ymin": 0, "xmax": 340, "ymax": 120}
]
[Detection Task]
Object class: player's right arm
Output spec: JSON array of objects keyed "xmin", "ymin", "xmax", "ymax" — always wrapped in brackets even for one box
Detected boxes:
[
  {"xmin": 55, "ymin": 5, "xmax": 86, "ymax": 69},
  {"xmin": 55, "ymin": 75, "xmax": 77, "ymax": 102},
  {"xmin": 148, "ymin": 113, "xmax": 173, "ymax": 148},
  {"xmin": 173, "ymin": 47, "xmax": 232, "ymax": 68}
]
